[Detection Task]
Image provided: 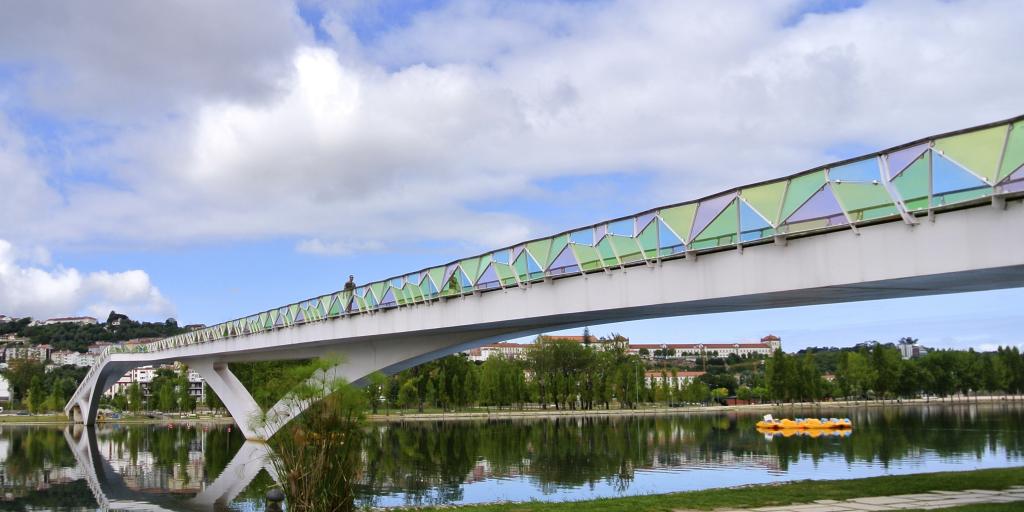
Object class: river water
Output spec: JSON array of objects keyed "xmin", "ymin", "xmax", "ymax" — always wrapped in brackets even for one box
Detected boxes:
[{"xmin": 3, "ymin": 403, "xmax": 1023, "ymax": 510}]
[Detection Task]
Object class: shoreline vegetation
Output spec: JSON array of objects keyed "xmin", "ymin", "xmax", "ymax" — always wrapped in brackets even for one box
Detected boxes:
[
  {"xmin": 9, "ymin": 394, "xmax": 1018, "ymax": 427},
  {"xmin": 410, "ymin": 466, "xmax": 1024, "ymax": 512}
]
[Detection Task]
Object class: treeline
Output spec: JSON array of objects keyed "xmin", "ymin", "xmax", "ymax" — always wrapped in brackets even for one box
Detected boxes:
[
  {"xmin": 767, "ymin": 345, "xmax": 1024, "ymax": 402},
  {"xmin": 0, "ymin": 311, "xmax": 186, "ymax": 352},
  {"xmin": 0, "ymin": 359, "xmax": 86, "ymax": 413},
  {"xmin": 363, "ymin": 337, "xmax": 742, "ymax": 413}
]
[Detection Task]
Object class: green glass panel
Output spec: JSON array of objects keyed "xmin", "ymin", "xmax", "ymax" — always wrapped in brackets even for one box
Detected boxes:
[
  {"xmin": 637, "ymin": 220, "xmax": 658, "ymax": 258},
  {"xmin": 427, "ymin": 266, "xmax": 445, "ymax": 294},
  {"xmin": 934, "ymin": 125, "xmax": 1006, "ymax": 184},
  {"xmin": 691, "ymin": 200, "xmax": 738, "ymax": 247},
  {"xmin": 369, "ymin": 282, "xmax": 386, "ymax": 304},
  {"xmin": 998, "ymin": 121, "xmax": 1024, "ymax": 182},
  {"xmin": 892, "ymin": 152, "xmax": 930, "ymax": 210},
  {"xmin": 779, "ymin": 170, "xmax": 826, "ymax": 222},
  {"xmin": 596, "ymin": 236, "xmax": 619, "ymax": 266},
  {"xmin": 570, "ymin": 244, "xmax": 603, "ymax": 271},
  {"xmin": 659, "ymin": 203, "xmax": 697, "ymax": 243},
  {"xmin": 327, "ymin": 296, "xmax": 342, "ymax": 316},
  {"xmin": 934, "ymin": 187, "xmax": 990, "ymax": 206},
  {"xmin": 460, "ymin": 257, "xmax": 481, "ymax": 282},
  {"xmin": 740, "ymin": 181, "xmax": 787, "ymax": 225},
  {"xmin": 547, "ymin": 234, "xmax": 569, "ymax": 268},
  {"xmin": 494, "ymin": 263, "xmax": 516, "ymax": 280},
  {"xmin": 783, "ymin": 219, "xmax": 830, "ymax": 233},
  {"xmin": 609, "ymin": 235, "xmax": 643, "ymax": 263},
  {"xmin": 513, "ymin": 251, "xmax": 530, "ymax": 281},
  {"xmin": 526, "ymin": 238, "xmax": 553, "ymax": 270},
  {"xmin": 832, "ymin": 182, "xmax": 899, "ymax": 221}
]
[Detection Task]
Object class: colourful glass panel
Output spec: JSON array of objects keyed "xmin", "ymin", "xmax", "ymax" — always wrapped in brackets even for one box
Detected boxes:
[
  {"xmin": 740, "ymin": 181, "xmax": 786, "ymax": 226},
  {"xmin": 547, "ymin": 235, "xmax": 569, "ymax": 268},
  {"xmin": 570, "ymin": 229, "xmax": 594, "ymax": 246},
  {"xmin": 832, "ymin": 182, "xmax": 898, "ymax": 221},
  {"xmin": 476, "ymin": 264, "xmax": 501, "ymax": 288},
  {"xmin": 526, "ymin": 238, "xmax": 553, "ymax": 270},
  {"xmin": 635, "ymin": 212, "xmax": 657, "ymax": 235},
  {"xmin": 779, "ymin": 170, "xmax": 826, "ymax": 222},
  {"xmin": 886, "ymin": 143, "xmax": 930, "ymax": 179},
  {"xmin": 830, "ymin": 158, "xmax": 879, "ymax": 183},
  {"xmin": 596, "ymin": 236, "xmax": 619, "ymax": 266},
  {"xmin": 657, "ymin": 219, "xmax": 684, "ymax": 256},
  {"xmin": 783, "ymin": 184, "xmax": 845, "ymax": 225},
  {"xmin": 892, "ymin": 151, "xmax": 930, "ymax": 210},
  {"xmin": 739, "ymin": 199, "xmax": 773, "ymax": 242},
  {"xmin": 570, "ymin": 244, "xmax": 603, "ymax": 271},
  {"xmin": 934, "ymin": 125, "xmax": 1006, "ymax": 184},
  {"xmin": 513, "ymin": 251, "xmax": 529, "ymax": 281},
  {"xmin": 637, "ymin": 219, "xmax": 659, "ymax": 258},
  {"xmin": 547, "ymin": 247, "xmax": 580, "ymax": 275},
  {"xmin": 932, "ymin": 152, "xmax": 989, "ymax": 206},
  {"xmin": 609, "ymin": 235, "xmax": 643, "ymax": 263},
  {"xmin": 998, "ymin": 122, "xmax": 1024, "ymax": 183},
  {"xmin": 659, "ymin": 203, "xmax": 697, "ymax": 243},
  {"xmin": 690, "ymin": 193, "xmax": 735, "ymax": 241},
  {"xmin": 691, "ymin": 199, "xmax": 738, "ymax": 249}
]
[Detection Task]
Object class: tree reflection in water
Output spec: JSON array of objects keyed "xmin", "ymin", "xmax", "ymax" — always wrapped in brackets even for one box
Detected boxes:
[{"xmin": 0, "ymin": 403, "xmax": 1021, "ymax": 510}]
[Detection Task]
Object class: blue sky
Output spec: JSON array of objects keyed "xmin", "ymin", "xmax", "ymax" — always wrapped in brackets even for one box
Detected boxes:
[{"xmin": 0, "ymin": 0, "xmax": 1021, "ymax": 352}]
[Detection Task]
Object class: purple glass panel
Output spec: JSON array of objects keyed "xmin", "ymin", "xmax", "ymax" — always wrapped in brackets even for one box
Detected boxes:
[
  {"xmin": 380, "ymin": 289, "xmax": 396, "ymax": 305},
  {"xmin": 477, "ymin": 264, "xmax": 500, "ymax": 286},
  {"xmin": 690, "ymin": 193, "xmax": 736, "ymax": 240},
  {"xmin": 548, "ymin": 246, "xmax": 578, "ymax": 271},
  {"xmin": 443, "ymin": 263, "xmax": 459, "ymax": 285},
  {"xmin": 886, "ymin": 143, "xmax": 929, "ymax": 179},
  {"xmin": 1000, "ymin": 167, "xmax": 1024, "ymax": 193},
  {"xmin": 784, "ymin": 184, "xmax": 843, "ymax": 223},
  {"xmin": 635, "ymin": 212, "xmax": 657, "ymax": 235},
  {"xmin": 511, "ymin": 244, "xmax": 524, "ymax": 262},
  {"xmin": 594, "ymin": 224, "xmax": 607, "ymax": 240}
]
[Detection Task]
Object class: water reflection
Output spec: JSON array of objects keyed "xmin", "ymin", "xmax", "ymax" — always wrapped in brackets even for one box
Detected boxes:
[{"xmin": 0, "ymin": 403, "xmax": 1021, "ymax": 510}]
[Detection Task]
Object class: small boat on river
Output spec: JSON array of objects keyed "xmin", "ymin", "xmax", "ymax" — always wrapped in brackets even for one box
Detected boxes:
[{"xmin": 755, "ymin": 414, "xmax": 852, "ymax": 431}]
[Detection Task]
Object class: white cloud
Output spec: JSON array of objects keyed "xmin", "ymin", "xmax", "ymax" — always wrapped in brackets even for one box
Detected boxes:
[
  {"xmin": 0, "ymin": 239, "xmax": 173, "ymax": 321},
  {"xmin": 2, "ymin": 0, "xmax": 1024, "ymax": 255}
]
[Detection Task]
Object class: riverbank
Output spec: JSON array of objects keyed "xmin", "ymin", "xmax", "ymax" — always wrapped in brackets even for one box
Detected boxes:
[
  {"xmin": 0, "ymin": 413, "xmax": 234, "ymax": 426},
  {"xmin": 408, "ymin": 466, "xmax": 1024, "ymax": 511},
  {"xmin": 367, "ymin": 395, "xmax": 1021, "ymax": 422}
]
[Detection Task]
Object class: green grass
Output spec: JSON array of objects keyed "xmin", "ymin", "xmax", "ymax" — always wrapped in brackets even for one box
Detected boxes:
[
  {"xmin": 913, "ymin": 505, "xmax": 1023, "ymax": 512},
  {"xmin": 417, "ymin": 467, "xmax": 1024, "ymax": 511}
]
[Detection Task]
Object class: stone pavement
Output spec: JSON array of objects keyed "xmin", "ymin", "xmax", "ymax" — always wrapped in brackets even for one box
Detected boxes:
[{"xmin": 675, "ymin": 485, "xmax": 1024, "ymax": 512}]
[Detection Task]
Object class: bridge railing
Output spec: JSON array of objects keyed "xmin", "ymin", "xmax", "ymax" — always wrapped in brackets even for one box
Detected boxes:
[{"xmin": 89, "ymin": 116, "xmax": 1024, "ymax": 365}]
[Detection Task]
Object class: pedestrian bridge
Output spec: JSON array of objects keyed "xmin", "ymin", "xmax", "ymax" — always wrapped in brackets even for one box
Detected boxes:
[{"xmin": 66, "ymin": 116, "xmax": 1024, "ymax": 439}]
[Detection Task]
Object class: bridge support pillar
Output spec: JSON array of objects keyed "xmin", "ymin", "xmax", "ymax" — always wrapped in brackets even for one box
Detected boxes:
[{"xmin": 192, "ymin": 360, "xmax": 266, "ymax": 441}]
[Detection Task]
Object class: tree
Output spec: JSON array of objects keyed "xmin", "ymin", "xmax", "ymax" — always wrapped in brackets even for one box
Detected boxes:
[
  {"xmin": 710, "ymin": 387, "xmax": 729, "ymax": 404},
  {"xmin": 364, "ymin": 372, "xmax": 388, "ymax": 414},
  {"xmin": 204, "ymin": 384, "xmax": 224, "ymax": 412},
  {"xmin": 128, "ymin": 383, "xmax": 143, "ymax": 413},
  {"xmin": 2, "ymin": 358, "xmax": 46, "ymax": 405},
  {"xmin": 398, "ymin": 380, "xmax": 419, "ymax": 410},
  {"xmin": 177, "ymin": 367, "xmax": 196, "ymax": 412},
  {"xmin": 737, "ymin": 385, "xmax": 753, "ymax": 402},
  {"xmin": 872, "ymin": 345, "xmax": 901, "ymax": 401}
]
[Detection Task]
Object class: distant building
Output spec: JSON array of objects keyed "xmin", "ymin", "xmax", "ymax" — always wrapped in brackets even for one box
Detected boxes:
[
  {"xmin": 3, "ymin": 344, "xmax": 50, "ymax": 363},
  {"xmin": 899, "ymin": 342, "xmax": 928, "ymax": 360},
  {"xmin": 0, "ymin": 315, "xmax": 12, "ymax": 324},
  {"xmin": 106, "ymin": 364, "xmax": 205, "ymax": 401},
  {"xmin": 465, "ymin": 342, "xmax": 532, "ymax": 362},
  {"xmin": 542, "ymin": 334, "xmax": 630, "ymax": 351},
  {"xmin": 49, "ymin": 350, "xmax": 97, "ymax": 367},
  {"xmin": 0, "ymin": 375, "xmax": 10, "ymax": 401},
  {"xmin": 644, "ymin": 371, "xmax": 706, "ymax": 389},
  {"xmin": 43, "ymin": 316, "xmax": 98, "ymax": 326},
  {"xmin": 184, "ymin": 324, "xmax": 207, "ymax": 331},
  {"xmin": 464, "ymin": 334, "xmax": 782, "ymax": 362}
]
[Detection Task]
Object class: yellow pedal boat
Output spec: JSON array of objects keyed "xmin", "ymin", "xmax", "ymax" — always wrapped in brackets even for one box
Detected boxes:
[{"xmin": 755, "ymin": 414, "xmax": 852, "ymax": 430}]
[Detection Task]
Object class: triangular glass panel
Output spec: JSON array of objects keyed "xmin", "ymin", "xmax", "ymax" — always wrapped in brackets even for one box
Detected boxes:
[
  {"xmin": 932, "ymin": 152, "xmax": 990, "ymax": 206},
  {"xmin": 783, "ymin": 184, "xmax": 845, "ymax": 225},
  {"xmin": 525, "ymin": 252, "xmax": 543, "ymax": 277},
  {"xmin": 569, "ymin": 229, "xmax": 594, "ymax": 246},
  {"xmin": 635, "ymin": 212, "xmax": 657, "ymax": 235},
  {"xmin": 511, "ymin": 244, "xmax": 524, "ymax": 262},
  {"xmin": 690, "ymin": 193, "xmax": 735, "ymax": 241},
  {"xmin": 934, "ymin": 125, "xmax": 1005, "ymax": 184},
  {"xmin": 999, "ymin": 166, "xmax": 1024, "ymax": 193},
  {"xmin": 294, "ymin": 309, "xmax": 306, "ymax": 323},
  {"xmin": 570, "ymin": 244, "xmax": 602, "ymax": 271},
  {"xmin": 459, "ymin": 269, "xmax": 473, "ymax": 289},
  {"xmin": 594, "ymin": 224, "xmax": 607, "ymax": 240},
  {"xmin": 740, "ymin": 181, "xmax": 786, "ymax": 226},
  {"xmin": 491, "ymin": 249, "xmax": 510, "ymax": 265},
  {"xmin": 476, "ymin": 264, "xmax": 501, "ymax": 287},
  {"xmin": 607, "ymin": 219, "xmax": 632, "ymax": 236},
  {"xmin": 892, "ymin": 151, "xmax": 930, "ymax": 210},
  {"xmin": 637, "ymin": 219, "xmax": 658, "ymax": 259},
  {"xmin": 830, "ymin": 158, "xmax": 880, "ymax": 183},
  {"xmin": 526, "ymin": 239, "xmax": 553, "ymax": 269},
  {"xmin": 547, "ymin": 246, "xmax": 580, "ymax": 275},
  {"xmin": 547, "ymin": 235, "xmax": 569, "ymax": 268},
  {"xmin": 460, "ymin": 257, "xmax": 482, "ymax": 282},
  {"xmin": 832, "ymin": 182, "xmax": 898, "ymax": 221},
  {"xmin": 998, "ymin": 121, "xmax": 1024, "ymax": 182},
  {"xmin": 933, "ymin": 152, "xmax": 988, "ymax": 195},
  {"xmin": 779, "ymin": 170, "xmax": 827, "ymax": 222},
  {"xmin": 739, "ymin": 199, "xmax": 773, "ymax": 242},
  {"xmin": 406, "ymin": 273, "xmax": 420, "ymax": 285},
  {"xmin": 886, "ymin": 143, "xmax": 929, "ymax": 179},
  {"xmin": 657, "ymin": 218, "xmax": 684, "ymax": 256},
  {"xmin": 442, "ymin": 263, "xmax": 459, "ymax": 286},
  {"xmin": 380, "ymin": 288, "xmax": 397, "ymax": 306},
  {"xmin": 691, "ymin": 199, "xmax": 738, "ymax": 249}
]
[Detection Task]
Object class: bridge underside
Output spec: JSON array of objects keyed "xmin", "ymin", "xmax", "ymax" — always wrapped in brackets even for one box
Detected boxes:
[{"xmin": 70, "ymin": 197, "xmax": 1024, "ymax": 439}]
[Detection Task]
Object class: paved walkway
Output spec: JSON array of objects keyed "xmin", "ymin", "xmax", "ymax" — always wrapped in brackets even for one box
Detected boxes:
[{"xmin": 676, "ymin": 485, "xmax": 1024, "ymax": 511}]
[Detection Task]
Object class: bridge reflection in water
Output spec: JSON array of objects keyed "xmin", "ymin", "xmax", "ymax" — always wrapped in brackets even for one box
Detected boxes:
[{"xmin": 63, "ymin": 425, "xmax": 278, "ymax": 511}]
